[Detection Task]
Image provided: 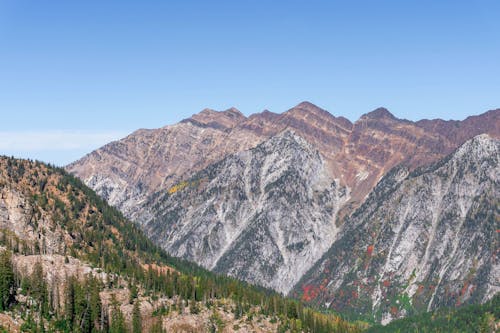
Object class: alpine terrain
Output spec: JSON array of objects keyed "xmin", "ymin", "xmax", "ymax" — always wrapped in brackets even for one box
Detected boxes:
[
  {"xmin": 0, "ymin": 156, "xmax": 359, "ymax": 332},
  {"xmin": 142, "ymin": 131, "xmax": 349, "ymax": 294},
  {"xmin": 66, "ymin": 102, "xmax": 500, "ymax": 325},
  {"xmin": 293, "ymin": 135, "xmax": 499, "ymax": 323}
]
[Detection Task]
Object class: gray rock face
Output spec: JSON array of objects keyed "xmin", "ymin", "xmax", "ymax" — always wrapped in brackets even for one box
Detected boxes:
[
  {"xmin": 66, "ymin": 112, "xmax": 266, "ymax": 220},
  {"xmin": 142, "ymin": 131, "xmax": 349, "ymax": 294},
  {"xmin": 294, "ymin": 135, "xmax": 499, "ymax": 323},
  {"xmin": 0, "ymin": 187, "xmax": 68, "ymax": 255}
]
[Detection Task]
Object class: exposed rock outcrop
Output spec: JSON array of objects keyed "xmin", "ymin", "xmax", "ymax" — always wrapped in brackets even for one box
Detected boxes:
[
  {"xmin": 294, "ymin": 135, "xmax": 500, "ymax": 323},
  {"xmin": 143, "ymin": 131, "xmax": 349, "ymax": 293}
]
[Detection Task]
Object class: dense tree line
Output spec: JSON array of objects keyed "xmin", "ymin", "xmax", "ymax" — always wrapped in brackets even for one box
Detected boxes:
[{"xmin": 366, "ymin": 294, "xmax": 499, "ymax": 333}]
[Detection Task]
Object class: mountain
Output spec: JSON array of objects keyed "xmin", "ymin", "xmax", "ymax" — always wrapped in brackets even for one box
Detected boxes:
[
  {"xmin": 65, "ymin": 102, "xmax": 499, "ymax": 324},
  {"xmin": 66, "ymin": 107, "xmax": 264, "ymax": 220},
  {"xmin": 0, "ymin": 156, "xmax": 359, "ymax": 332},
  {"xmin": 141, "ymin": 131, "xmax": 349, "ymax": 294},
  {"xmin": 67, "ymin": 103, "xmax": 500, "ymax": 222},
  {"xmin": 292, "ymin": 135, "xmax": 499, "ymax": 324}
]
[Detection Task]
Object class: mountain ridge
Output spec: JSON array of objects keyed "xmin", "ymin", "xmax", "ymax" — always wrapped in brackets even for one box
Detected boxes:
[{"xmin": 67, "ymin": 102, "xmax": 500, "ymax": 221}]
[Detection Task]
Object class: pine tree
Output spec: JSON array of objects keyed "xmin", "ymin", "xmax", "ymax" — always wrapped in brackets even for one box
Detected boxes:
[
  {"xmin": 65, "ymin": 276, "xmax": 76, "ymax": 326},
  {"xmin": 129, "ymin": 280, "xmax": 138, "ymax": 304},
  {"xmin": 89, "ymin": 276, "xmax": 102, "ymax": 332},
  {"xmin": 110, "ymin": 296, "xmax": 127, "ymax": 333},
  {"xmin": 31, "ymin": 261, "xmax": 48, "ymax": 317},
  {"xmin": 132, "ymin": 300, "xmax": 142, "ymax": 333},
  {"xmin": 0, "ymin": 250, "xmax": 15, "ymax": 310}
]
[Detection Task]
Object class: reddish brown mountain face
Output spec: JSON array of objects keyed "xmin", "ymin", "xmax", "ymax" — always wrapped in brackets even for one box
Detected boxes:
[{"xmin": 66, "ymin": 102, "xmax": 499, "ymax": 218}]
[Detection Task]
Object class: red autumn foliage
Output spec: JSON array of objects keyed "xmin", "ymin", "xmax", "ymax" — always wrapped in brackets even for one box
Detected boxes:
[
  {"xmin": 417, "ymin": 285, "xmax": 425, "ymax": 294},
  {"xmin": 460, "ymin": 282, "xmax": 470, "ymax": 297},
  {"xmin": 302, "ymin": 284, "xmax": 320, "ymax": 302}
]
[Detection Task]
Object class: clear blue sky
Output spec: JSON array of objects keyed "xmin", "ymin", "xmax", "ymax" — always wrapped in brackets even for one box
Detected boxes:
[{"xmin": 1, "ymin": 0, "xmax": 499, "ymax": 165}]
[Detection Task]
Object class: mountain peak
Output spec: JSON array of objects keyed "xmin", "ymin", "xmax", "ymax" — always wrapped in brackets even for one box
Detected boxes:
[
  {"xmin": 290, "ymin": 101, "xmax": 333, "ymax": 115},
  {"xmin": 198, "ymin": 107, "xmax": 243, "ymax": 117},
  {"xmin": 362, "ymin": 107, "xmax": 396, "ymax": 120},
  {"xmin": 295, "ymin": 101, "xmax": 322, "ymax": 110},
  {"xmin": 224, "ymin": 107, "xmax": 244, "ymax": 117},
  {"xmin": 187, "ymin": 107, "xmax": 246, "ymax": 130},
  {"xmin": 286, "ymin": 101, "xmax": 335, "ymax": 119},
  {"xmin": 453, "ymin": 134, "xmax": 498, "ymax": 160}
]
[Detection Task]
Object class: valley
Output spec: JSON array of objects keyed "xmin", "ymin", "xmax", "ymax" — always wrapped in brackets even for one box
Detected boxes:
[
  {"xmin": 1, "ymin": 103, "xmax": 498, "ymax": 332},
  {"xmin": 67, "ymin": 103, "xmax": 499, "ymax": 322}
]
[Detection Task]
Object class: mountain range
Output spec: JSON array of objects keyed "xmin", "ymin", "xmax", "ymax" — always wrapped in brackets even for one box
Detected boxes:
[
  {"xmin": 67, "ymin": 102, "xmax": 499, "ymax": 219},
  {"xmin": 66, "ymin": 102, "xmax": 499, "ymax": 324}
]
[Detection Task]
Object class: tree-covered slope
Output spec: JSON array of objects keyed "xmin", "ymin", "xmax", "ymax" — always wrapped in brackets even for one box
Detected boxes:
[
  {"xmin": 365, "ymin": 294, "xmax": 499, "ymax": 333},
  {"xmin": 0, "ymin": 156, "xmax": 360, "ymax": 332}
]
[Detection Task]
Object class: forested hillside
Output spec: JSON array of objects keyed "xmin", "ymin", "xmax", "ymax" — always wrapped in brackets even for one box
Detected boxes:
[
  {"xmin": 0, "ymin": 156, "xmax": 360, "ymax": 332},
  {"xmin": 365, "ymin": 294, "xmax": 499, "ymax": 333}
]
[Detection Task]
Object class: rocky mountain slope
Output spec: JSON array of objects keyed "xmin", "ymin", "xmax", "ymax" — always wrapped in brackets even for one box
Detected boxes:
[
  {"xmin": 0, "ymin": 156, "xmax": 359, "ymax": 332},
  {"xmin": 65, "ymin": 102, "xmax": 499, "ymax": 323},
  {"xmin": 292, "ymin": 135, "xmax": 500, "ymax": 324},
  {"xmin": 142, "ymin": 131, "xmax": 349, "ymax": 294},
  {"xmin": 67, "ymin": 102, "xmax": 500, "ymax": 220}
]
